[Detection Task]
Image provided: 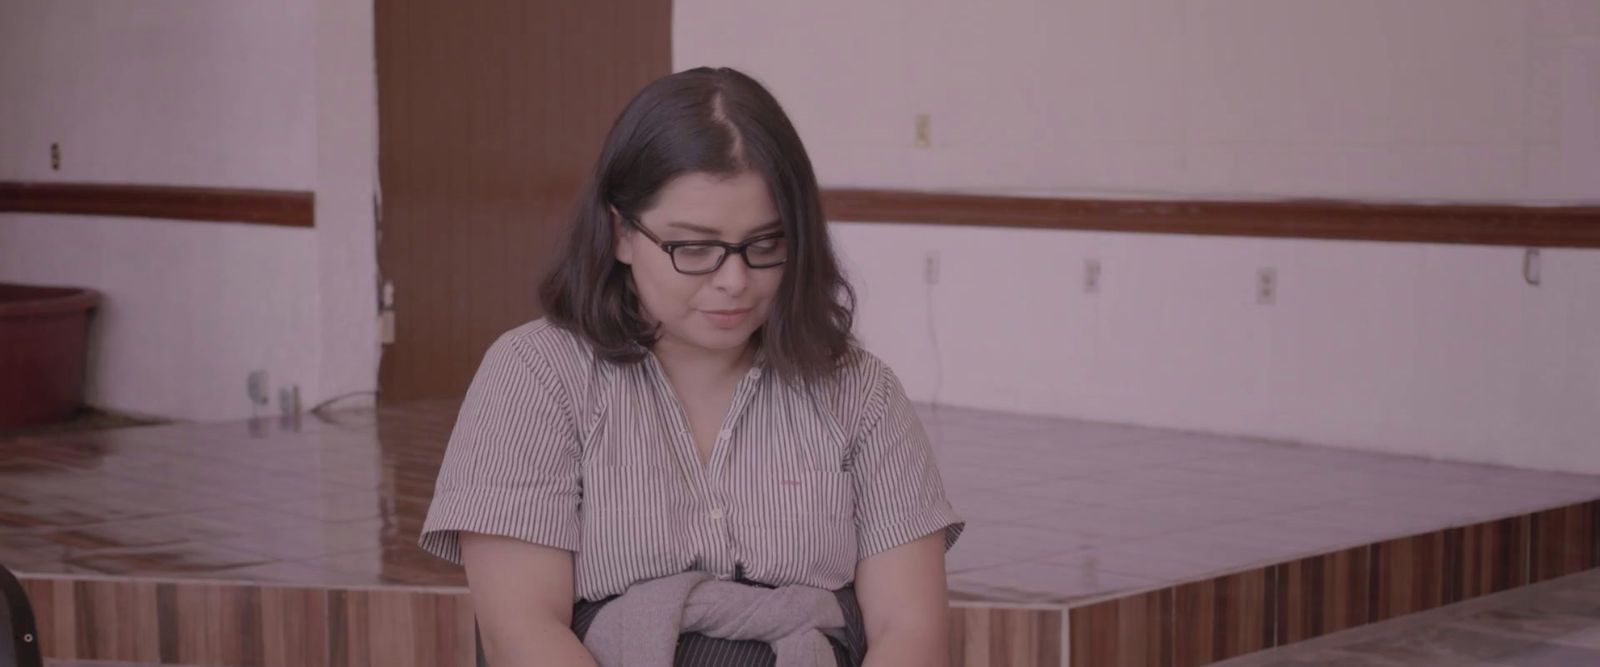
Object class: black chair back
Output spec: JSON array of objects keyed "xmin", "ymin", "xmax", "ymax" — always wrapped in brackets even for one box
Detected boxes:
[{"xmin": 0, "ymin": 563, "xmax": 42, "ymax": 667}]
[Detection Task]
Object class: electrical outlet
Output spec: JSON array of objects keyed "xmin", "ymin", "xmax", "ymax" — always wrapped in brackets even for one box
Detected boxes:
[
  {"xmin": 923, "ymin": 251, "xmax": 940, "ymax": 285},
  {"xmin": 1085, "ymin": 259, "xmax": 1101, "ymax": 294},
  {"xmin": 1257, "ymin": 267, "xmax": 1277, "ymax": 305},
  {"xmin": 914, "ymin": 113, "xmax": 932, "ymax": 148},
  {"xmin": 246, "ymin": 370, "xmax": 270, "ymax": 405},
  {"xmin": 50, "ymin": 143, "xmax": 61, "ymax": 171}
]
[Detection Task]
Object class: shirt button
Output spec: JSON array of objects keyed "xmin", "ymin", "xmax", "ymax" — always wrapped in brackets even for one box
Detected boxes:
[
  {"xmin": 717, "ymin": 429, "xmax": 732, "ymax": 441},
  {"xmin": 751, "ymin": 368, "xmax": 764, "ymax": 379},
  {"xmin": 708, "ymin": 507, "xmax": 725, "ymax": 520}
]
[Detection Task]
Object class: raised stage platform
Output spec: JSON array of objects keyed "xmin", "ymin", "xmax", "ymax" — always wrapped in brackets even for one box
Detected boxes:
[{"xmin": 3, "ymin": 401, "xmax": 1597, "ymax": 666}]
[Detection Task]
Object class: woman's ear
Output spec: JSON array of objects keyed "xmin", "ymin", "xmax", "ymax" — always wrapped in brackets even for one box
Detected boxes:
[{"xmin": 611, "ymin": 206, "xmax": 635, "ymax": 266}]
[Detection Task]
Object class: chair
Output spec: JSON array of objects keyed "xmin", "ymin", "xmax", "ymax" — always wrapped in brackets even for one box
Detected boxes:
[{"xmin": 0, "ymin": 563, "xmax": 42, "ymax": 667}]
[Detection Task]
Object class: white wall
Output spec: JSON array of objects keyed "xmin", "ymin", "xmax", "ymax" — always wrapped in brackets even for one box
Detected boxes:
[
  {"xmin": 677, "ymin": 0, "xmax": 1600, "ymax": 473},
  {"xmin": 0, "ymin": 1, "xmax": 379, "ymax": 421},
  {"xmin": 314, "ymin": 0, "xmax": 381, "ymax": 412}
]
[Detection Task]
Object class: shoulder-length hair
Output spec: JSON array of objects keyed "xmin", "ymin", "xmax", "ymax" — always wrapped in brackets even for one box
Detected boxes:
[{"xmin": 539, "ymin": 67, "xmax": 855, "ymax": 385}]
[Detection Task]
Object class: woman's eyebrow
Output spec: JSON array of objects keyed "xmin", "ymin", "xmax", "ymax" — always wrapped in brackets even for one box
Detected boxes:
[{"xmin": 663, "ymin": 219, "xmax": 783, "ymax": 237}]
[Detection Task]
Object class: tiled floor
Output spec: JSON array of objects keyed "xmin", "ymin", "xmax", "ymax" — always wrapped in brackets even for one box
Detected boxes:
[
  {"xmin": 918, "ymin": 404, "xmax": 1600, "ymax": 605},
  {"xmin": 1211, "ymin": 568, "xmax": 1600, "ymax": 666},
  {"xmin": 0, "ymin": 403, "xmax": 463, "ymax": 588},
  {"xmin": 2, "ymin": 400, "xmax": 1598, "ymax": 608}
]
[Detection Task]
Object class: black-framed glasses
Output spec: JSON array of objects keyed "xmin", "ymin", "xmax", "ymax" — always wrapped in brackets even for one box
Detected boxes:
[{"xmin": 627, "ymin": 217, "xmax": 788, "ymax": 275}]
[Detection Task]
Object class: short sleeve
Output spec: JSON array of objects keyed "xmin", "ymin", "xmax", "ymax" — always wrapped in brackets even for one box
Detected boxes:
[
  {"xmin": 848, "ymin": 366, "xmax": 965, "ymax": 561},
  {"xmin": 418, "ymin": 333, "xmax": 583, "ymax": 564}
]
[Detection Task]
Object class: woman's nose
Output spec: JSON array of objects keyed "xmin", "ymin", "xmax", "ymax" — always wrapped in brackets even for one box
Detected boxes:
[{"xmin": 709, "ymin": 252, "xmax": 749, "ymax": 293}]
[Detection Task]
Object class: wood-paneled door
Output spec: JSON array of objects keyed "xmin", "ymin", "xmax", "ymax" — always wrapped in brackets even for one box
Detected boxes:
[{"xmin": 375, "ymin": 1, "xmax": 671, "ymax": 401}]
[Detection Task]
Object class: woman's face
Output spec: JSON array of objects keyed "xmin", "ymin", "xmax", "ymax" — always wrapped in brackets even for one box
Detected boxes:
[{"xmin": 615, "ymin": 170, "xmax": 786, "ymax": 357}]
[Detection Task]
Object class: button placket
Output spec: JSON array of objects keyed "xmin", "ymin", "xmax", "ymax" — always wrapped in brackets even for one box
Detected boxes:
[
  {"xmin": 704, "ymin": 368, "xmax": 762, "ymax": 476},
  {"xmin": 652, "ymin": 353, "xmax": 768, "ymax": 582},
  {"xmin": 697, "ymin": 497, "xmax": 733, "ymax": 578}
]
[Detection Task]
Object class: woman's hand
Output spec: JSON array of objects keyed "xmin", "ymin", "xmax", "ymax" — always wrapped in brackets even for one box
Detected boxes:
[
  {"xmin": 461, "ymin": 532, "xmax": 599, "ymax": 667},
  {"xmin": 854, "ymin": 531, "xmax": 951, "ymax": 667}
]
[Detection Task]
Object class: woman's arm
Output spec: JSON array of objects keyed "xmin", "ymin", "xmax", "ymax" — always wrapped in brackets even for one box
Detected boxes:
[
  {"xmin": 461, "ymin": 532, "xmax": 598, "ymax": 667},
  {"xmin": 854, "ymin": 531, "xmax": 951, "ymax": 667}
]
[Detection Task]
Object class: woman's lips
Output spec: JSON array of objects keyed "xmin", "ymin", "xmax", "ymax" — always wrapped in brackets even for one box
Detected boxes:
[{"xmin": 702, "ymin": 308, "xmax": 751, "ymax": 328}]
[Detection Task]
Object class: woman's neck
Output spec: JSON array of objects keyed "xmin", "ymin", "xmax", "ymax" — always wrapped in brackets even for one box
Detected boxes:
[{"xmin": 650, "ymin": 336, "xmax": 755, "ymax": 389}]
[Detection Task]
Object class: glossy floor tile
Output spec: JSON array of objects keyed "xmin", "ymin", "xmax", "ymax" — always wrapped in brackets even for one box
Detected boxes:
[
  {"xmin": 0, "ymin": 403, "xmax": 464, "ymax": 588},
  {"xmin": 918, "ymin": 404, "xmax": 1600, "ymax": 605},
  {"xmin": 2, "ymin": 400, "xmax": 1597, "ymax": 609},
  {"xmin": 47, "ymin": 661, "xmax": 171, "ymax": 667}
]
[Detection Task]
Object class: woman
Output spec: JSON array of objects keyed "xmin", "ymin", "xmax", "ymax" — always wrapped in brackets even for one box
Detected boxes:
[{"xmin": 420, "ymin": 67, "xmax": 963, "ymax": 667}]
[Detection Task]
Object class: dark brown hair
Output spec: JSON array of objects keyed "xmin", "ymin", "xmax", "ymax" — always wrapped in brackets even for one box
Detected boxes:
[{"xmin": 539, "ymin": 67, "xmax": 855, "ymax": 385}]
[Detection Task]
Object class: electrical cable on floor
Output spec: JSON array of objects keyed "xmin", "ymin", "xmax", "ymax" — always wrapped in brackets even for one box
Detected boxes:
[
  {"xmin": 926, "ymin": 269, "xmax": 944, "ymax": 439},
  {"xmin": 310, "ymin": 390, "xmax": 380, "ymax": 416}
]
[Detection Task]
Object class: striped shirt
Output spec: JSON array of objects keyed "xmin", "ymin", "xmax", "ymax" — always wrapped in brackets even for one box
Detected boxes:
[{"xmin": 419, "ymin": 318, "xmax": 964, "ymax": 602}]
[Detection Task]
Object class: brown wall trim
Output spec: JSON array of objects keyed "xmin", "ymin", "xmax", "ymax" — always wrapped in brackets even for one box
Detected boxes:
[
  {"xmin": 0, "ymin": 182, "xmax": 314, "ymax": 228},
  {"xmin": 822, "ymin": 188, "xmax": 1600, "ymax": 249}
]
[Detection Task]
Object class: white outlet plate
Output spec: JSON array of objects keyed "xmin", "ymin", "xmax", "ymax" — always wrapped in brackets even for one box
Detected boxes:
[{"xmin": 1258, "ymin": 267, "xmax": 1277, "ymax": 304}]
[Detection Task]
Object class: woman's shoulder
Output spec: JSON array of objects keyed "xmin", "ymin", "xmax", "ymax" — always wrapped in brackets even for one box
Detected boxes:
[
  {"xmin": 481, "ymin": 318, "xmax": 603, "ymax": 400},
  {"xmin": 802, "ymin": 344, "xmax": 906, "ymax": 437},
  {"xmin": 826, "ymin": 344, "xmax": 894, "ymax": 394},
  {"xmin": 487, "ymin": 318, "xmax": 598, "ymax": 367}
]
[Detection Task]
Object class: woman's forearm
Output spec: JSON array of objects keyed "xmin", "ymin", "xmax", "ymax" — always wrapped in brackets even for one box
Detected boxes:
[
  {"xmin": 862, "ymin": 631, "xmax": 949, "ymax": 667},
  {"xmin": 481, "ymin": 621, "xmax": 599, "ymax": 667}
]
